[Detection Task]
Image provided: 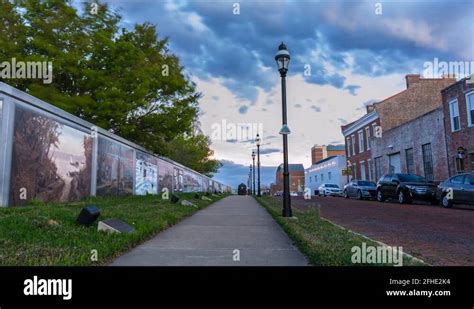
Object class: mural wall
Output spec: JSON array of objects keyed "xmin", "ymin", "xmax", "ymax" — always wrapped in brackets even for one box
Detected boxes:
[
  {"xmin": 9, "ymin": 106, "xmax": 92, "ymax": 206},
  {"xmin": 157, "ymin": 158, "xmax": 174, "ymax": 193},
  {"xmin": 135, "ymin": 151, "xmax": 158, "ymax": 195},
  {"xmin": 96, "ymin": 137, "xmax": 134, "ymax": 196},
  {"xmin": 0, "ymin": 85, "xmax": 230, "ymax": 206}
]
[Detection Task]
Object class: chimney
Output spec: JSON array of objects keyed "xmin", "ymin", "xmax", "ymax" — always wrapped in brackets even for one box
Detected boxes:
[
  {"xmin": 366, "ymin": 104, "xmax": 375, "ymax": 113},
  {"xmin": 405, "ymin": 74, "xmax": 420, "ymax": 89}
]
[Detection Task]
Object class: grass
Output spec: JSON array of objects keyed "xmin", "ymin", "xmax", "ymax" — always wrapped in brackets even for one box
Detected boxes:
[
  {"xmin": 256, "ymin": 196, "xmax": 425, "ymax": 266},
  {"xmin": 0, "ymin": 193, "xmax": 227, "ymax": 266}
]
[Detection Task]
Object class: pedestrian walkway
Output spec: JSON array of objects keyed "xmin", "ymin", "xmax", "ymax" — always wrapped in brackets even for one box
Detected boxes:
[{"xmin": 110, "ymin": 195, "xmax": 308, "ymax": 266}]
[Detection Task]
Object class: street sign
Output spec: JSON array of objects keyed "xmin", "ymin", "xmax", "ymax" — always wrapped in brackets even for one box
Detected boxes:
[{"xmin": 342, "ymin": 167, "xmax": 353, "ymax": 176}]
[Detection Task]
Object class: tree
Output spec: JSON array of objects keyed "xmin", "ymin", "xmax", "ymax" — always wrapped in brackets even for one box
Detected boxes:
[
  {"xmin": 164, "ymin": 134, "xmax": 222, "ymax": 177},
  {"xmin": 0, "ymin": 0, "xmax": 220, "ymax": 175}
]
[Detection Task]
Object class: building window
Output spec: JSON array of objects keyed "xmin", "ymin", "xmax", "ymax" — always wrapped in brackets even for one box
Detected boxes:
[
  {"xmin": 315, "ymin": 175, "xmax": 317, "ymax": 182},
  {"xmin": 328, "ymin": 172, "xmax": 332, "ymax": 180},
  {"xmin": 372, "ymin": 123, "xmax": 378, "ymax": 137},
  {"xmin": 466, "ymin": 91, "xmax": 474, "ymax": 127},
  {"xmin": 358, "ymin": 130, "xmax": 364, "ymax": 153},
  {"xmin": 367, "ymin": 159, "xmax": 373, "ymax": 181},
  {"xmin": 351, "ymin": 134, "xmax": 356, "ymax": 155},
  {"xmin": 346, "ymin": 137, "xmax": 351, "ymax": 158},
  {"xmin": 309, "ymin": 176, "xmax": 312, "ymax": 183},
  {"xmin": 365, "ymin": 126, "xmax": 371, "ymax": 150},
  {"xmin": 405, "ymin": 148, "xmax": 414, "ymax": 174},
  {"xmin": 321, "ymin": 174, "xmax": 324, "ymax": 182},
  {"xmin": 374, "ymin": 156, "xmax": 383, "ymax": 181},
  {"xmin": 422, "ymin": 143, "xmax": 434, "ymax": 181},
  {"xmin": 449, "ymin": 99, "xmax": 461, "ymax": 132},
  {"xmin": 454, "ymin": 157, "xmax": 465, "ymax": 173},
  {"xmin": 360, "ymin": 161, "xmax": 366, "ymax": 180},
  {"xmin": 353, "ymin": 163, "xmax": 357, "ymax": 180}
]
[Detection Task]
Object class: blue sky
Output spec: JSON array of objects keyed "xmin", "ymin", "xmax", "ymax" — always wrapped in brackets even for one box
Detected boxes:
[{"xmin": 103, "ymin": 0, "xmax": 473, "ymax": 188}]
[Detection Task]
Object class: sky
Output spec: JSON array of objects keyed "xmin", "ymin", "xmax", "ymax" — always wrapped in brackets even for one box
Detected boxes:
[{"xmin": 101, "ymin": 0, "xmax": 473, "ymax": 188}]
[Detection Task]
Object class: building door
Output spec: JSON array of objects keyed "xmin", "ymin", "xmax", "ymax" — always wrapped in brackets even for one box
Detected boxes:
[{"xmin": 389, "ymin": 153, "xmax": 401, "ymax": 174}]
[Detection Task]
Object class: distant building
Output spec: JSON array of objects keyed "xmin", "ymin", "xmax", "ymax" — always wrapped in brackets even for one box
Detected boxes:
[
  {"xmin": 342, "ymin": 74, "xmax": 456, "ymax": 181},
  {"xmin": 441, "ymin": 76, "xmax": 474, "ymax": 175},
  {"xmin": 305, "ymin": 155, "xmax": 346, "ymax": 195},
  {"xmin": 270, "ymin": 164, "xmax": 305, "ymax": 195},
  {"xmin": 311, "ymin": 144, "xmax": 345, "ymax": 165}
]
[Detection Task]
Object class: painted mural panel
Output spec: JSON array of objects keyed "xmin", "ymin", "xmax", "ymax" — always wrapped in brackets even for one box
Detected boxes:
[
  {"xmin": 135, "ymin": 151, "xmax": 158, "ymax": 195},
  {"xmin": 172, "ymin": 167, "xmax": 184, "ymax": 192},
  {"xmin": 9, "ymin": 106, "xmax": 92, "ymax": 206},
  {"xmin": 202, "ymin": 177, "xmax": 209, "ymax": 193},
  {"xmin": 183, "ymin": 170, "xmax": 201, "ymax": 192},
  {"xmin": 96, "ymin": 137, "xmax": 134, "ymax": 196},
  {"xmin": 157, "ymin": 158, "xmax": 173, "ymax": 193}
]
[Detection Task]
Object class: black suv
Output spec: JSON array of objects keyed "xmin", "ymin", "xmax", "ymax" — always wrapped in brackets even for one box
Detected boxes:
[{"xmin": 376, "ymin": 173, "xmax": 438, "ymax": 204}]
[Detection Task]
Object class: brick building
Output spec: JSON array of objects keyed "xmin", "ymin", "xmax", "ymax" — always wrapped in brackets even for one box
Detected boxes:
[
  {"xmin": 270, "ymin": 164, "xmax": 305, "ymax": 195},
  {"xmin": 441, "ymin": 76, "xmax": 474, "ymax": 175},
  {"xmin": 341, "ymin": 107, "xmax": 380, "ymax": 181},
  {"xmin": 341, "ymin": 74, "xmax": 456, "ymax": 181},
  {"xmin": 311, "ymin": 144, "xmax": 345, "ymax": 164},
  {"xmin": 374, "ymin": 74, "xmax": 456, "ymax": 131},
  {"xmin": 370, "ymin": 108, "xmax": 449, "ymax": 182}
]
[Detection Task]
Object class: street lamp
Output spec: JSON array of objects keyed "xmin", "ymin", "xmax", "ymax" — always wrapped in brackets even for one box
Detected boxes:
[
  {"xmin": 252, "ymin": 150, "xmax": 256, "ymax": 196},
  {"xmin": 256, "ymin": 134, "xmax": 261, "ymax": 197},
  {"xmin": 249, "ymin": 164, "xmax": 253, "ymax": 195},
  {"xmin": 275, "ymin": 42, "xmax": 292, "ymax": 217},
  {"xmin": 249, "ymin": 164, "xmax": 254, "ymax": 195}
]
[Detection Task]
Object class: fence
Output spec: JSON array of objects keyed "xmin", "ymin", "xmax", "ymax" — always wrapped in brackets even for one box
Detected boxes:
[{"xmin": 0, "ymin": 82, "xmax": 230, "ymax": 207}]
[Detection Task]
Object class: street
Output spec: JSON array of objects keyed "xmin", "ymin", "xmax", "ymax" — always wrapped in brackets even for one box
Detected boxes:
[{"xmin": 290, "ymin": 196, "xmax": 474, "ymax": 266}]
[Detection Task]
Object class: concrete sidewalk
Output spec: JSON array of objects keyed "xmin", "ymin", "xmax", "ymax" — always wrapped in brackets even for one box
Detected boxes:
[{"xmin": 110, "ymin": 195, "xmax": 308, "ymax": 266}]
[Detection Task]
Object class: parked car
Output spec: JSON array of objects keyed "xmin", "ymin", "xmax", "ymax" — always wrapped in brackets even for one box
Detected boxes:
[
  {"xmin": 318, "ymin": 183, "xmax": 343, "ymax": 197},
  {"xmin": 436, "ymin": 172, "xmax": 474, "ymax": 208},
  {"xmin": 290, "ymin": 191, "xmax": 298, "ymax": 197},
  {"xmin": 376, "ymin": 173, "xmax": 438, "ymax": 204},
  {"xmin": 343, "ymin": 180, "xmax": 377, "ymax": 200},
  {"xmin": 274, "ymin": 191, "xmax": 283, "ymax": 197}
]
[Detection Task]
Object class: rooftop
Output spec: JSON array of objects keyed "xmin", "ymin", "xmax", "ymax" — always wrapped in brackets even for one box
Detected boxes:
[{"xmin": 276, "ymin": 164, "xmax": 305, "ymax": 174}]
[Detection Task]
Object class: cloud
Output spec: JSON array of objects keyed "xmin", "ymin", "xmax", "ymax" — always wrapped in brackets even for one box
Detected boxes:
[
  {"xmin": 238, "ymin": 105, "xmax": 248, "ymax": 114},
  {"xmin": 337, "ymin": 118, "xmax": 348, "ymax": 125},
  {"xmin": 259, "ymin": 148, "xmax": 280, "ymax": 155},
  {"xmin": 310, "ymin": 105, "xmax": 321, "ymax": 112},
  {"xmin": 212, "ymin": 159, "xmax": 277, "ymax": 188},
  {"xmin": 345, "ymin": 85, "xmax": 361, "ymax": 96}
]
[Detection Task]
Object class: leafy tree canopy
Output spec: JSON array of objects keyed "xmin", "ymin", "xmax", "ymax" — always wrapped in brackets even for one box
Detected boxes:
[{"xmin": 0, "ymin": 0, "xmax": 221, "ymax": 176}]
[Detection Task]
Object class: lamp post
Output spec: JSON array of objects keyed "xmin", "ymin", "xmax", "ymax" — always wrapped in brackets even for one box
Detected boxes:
[
  {"xmin": 249, "ymin": 164, "xmax": 253, "ymax": 195},
  {"xmin": 256, "ymin": 134, "xmax": 261, "ymax": 197},
  {"xmin": 275, "ymin": 42, "xmax": 292, "ymax": 217},
  {"xmin": 252, "ymin": 150, "xmax": 256, "ymax": 196}
]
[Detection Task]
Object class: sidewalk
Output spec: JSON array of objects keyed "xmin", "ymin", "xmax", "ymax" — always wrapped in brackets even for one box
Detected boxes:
[{"xmin": 110, "ymin": 195, "xmax": 308, "ymax": 266}]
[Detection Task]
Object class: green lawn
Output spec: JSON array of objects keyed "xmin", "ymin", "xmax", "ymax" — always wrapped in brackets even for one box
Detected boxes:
[
  {"xmin": 0, "ymin": 193, "xmax": 227, "ymax": 266},
  {"xmin": 256, "ymin": 196, "xmax": 425, "ymax": 266}
]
